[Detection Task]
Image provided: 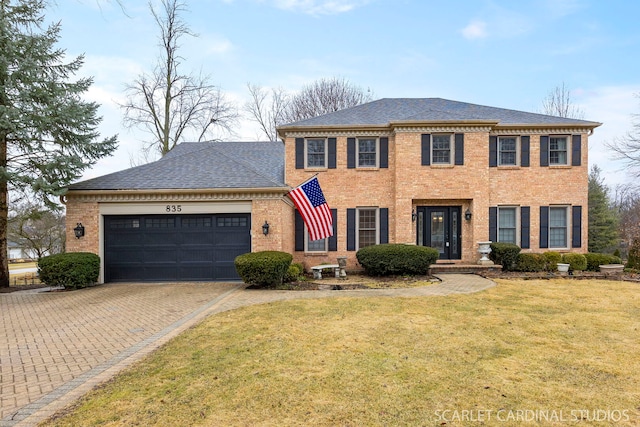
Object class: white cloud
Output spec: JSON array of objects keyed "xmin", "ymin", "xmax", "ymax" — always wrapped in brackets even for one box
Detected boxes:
[
  {"xmin": 270, "ymin": 0, "xmax": 369, "ymax": 15},
  {"xmin": 461, "ymin": 20, "xmax": 488, "ymax": 40},
  {"xmin": 542, "ymin": 0, "xmax": 585, "ymax": 19}
]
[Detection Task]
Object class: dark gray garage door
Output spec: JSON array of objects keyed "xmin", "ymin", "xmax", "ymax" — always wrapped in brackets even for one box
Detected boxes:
[{"xmin": 104, "ymin": 214, "xmax": 251, "ymax": 282}]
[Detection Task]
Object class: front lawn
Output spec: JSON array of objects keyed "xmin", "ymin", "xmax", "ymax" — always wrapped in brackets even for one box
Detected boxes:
[{"xmin": 44, "ymin": 279, "xmax": 640, "ymax": 426}]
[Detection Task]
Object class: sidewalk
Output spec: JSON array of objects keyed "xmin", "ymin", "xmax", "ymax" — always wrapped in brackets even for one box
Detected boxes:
[{"xmin": 0, "ymin": 274, "xmax": 495, "ymax": 426}]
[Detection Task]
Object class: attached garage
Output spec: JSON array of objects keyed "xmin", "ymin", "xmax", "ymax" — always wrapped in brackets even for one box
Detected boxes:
[
  {"xmin": 64, "ymin": 141, "xmax": 291, "ymax": 283},
  {"xmin": 104, "ymin": 213, "xmax": 251, "ymax": 282}
]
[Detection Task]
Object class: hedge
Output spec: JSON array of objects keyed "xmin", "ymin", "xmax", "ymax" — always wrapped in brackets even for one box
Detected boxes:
[
  {"xmin": 584, "ymin": 253, "xmax": 623, "ymax": 271},
  {"xmin": 542, "ymin": 251, "xmax": 562, "ymax": 272},
  {"xmin": 234, "ymin": 251, "xmax": 292, "ymax": 286},
  {"xmin": 562, "ymin": 253, "xmax": 587, "ymax": 272},
  {"xmin": 38, "ymin": 252, "xmax": 100, "ymax": 289},
  {"xmin": 356, "ymin": 244, "xmax": 439, "ymax": 276},
  {"xmin": 489, "ymin": 243, "xmax": 521, "ymax": 271},
  {"xmin": 514, "ymin": 253, "xmax": 547, "ymax": 272}
]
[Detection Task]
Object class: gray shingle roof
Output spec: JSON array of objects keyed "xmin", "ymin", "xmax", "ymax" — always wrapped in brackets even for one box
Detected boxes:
[
  {"xmin": 279, "ymin": 98, "xmax": 601, "ymax": 128},
  {"xmin": 68, "ymin": 141, "xmax": 286, "ymax": 191}
]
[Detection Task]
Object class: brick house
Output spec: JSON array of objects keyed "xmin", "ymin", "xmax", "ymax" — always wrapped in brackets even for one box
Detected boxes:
[{"xmin": 65, "ymin": 98, "xmax": 601, "ymax": 282}]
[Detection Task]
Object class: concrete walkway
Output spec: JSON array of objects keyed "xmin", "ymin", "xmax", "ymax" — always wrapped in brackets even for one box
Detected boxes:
[{"xmin": 0, "ymin": 274, "xmax": 495, "ymax": 426}]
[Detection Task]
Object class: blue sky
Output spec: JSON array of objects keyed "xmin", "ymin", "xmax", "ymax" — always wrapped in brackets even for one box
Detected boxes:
[{"xmin": 50, "ymin": 0, "xmax": 640, "ymax": 187}]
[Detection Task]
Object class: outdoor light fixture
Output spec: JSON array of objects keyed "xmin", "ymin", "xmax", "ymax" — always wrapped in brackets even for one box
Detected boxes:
[
  {"xmin": 465, "ymin": 208, "xmax": 473, "ymax": 221},
  {"xmin": 411, "ymin": 209, "xmax": 417, "ymax": 222},
  {"xmin": 74, "ymin": 223, "xmax": 85, "ymax": 239},
  {"xmin": 262, "ymin": 220, "xmax": 270, "ymax": 236}
]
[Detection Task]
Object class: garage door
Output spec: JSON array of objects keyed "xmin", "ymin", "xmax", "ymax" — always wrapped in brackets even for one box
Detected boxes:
[{"xmin": 104, "ymin": 214, "xmax": 251, "ymax": 282}]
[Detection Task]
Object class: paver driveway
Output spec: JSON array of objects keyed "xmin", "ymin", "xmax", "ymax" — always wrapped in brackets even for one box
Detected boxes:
[
  {"xmin": 0, "ymin": 282, "xmax": 243, "ymax": 426},
  {"xmin": 0, "ymin": 274, "xmax": 494, "ymax": 426}
]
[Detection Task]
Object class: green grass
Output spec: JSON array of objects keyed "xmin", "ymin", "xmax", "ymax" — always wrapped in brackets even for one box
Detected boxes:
[{"xmin": 44, "ymin": 279, "xmax": 640, "ymax": 426}]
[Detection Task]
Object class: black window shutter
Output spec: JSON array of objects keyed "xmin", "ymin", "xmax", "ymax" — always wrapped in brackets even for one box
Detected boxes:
[
  {"xmin": 489, "ymin": 207, "xmax": 497, "ymax": 242},
  {"xmin": 327, "ymin": 209, "xmax": 338, "ymax": 251},
  {"xmin": 454, "ymin": 133, "xmax": 464, "ymax": 165},
  {"xmin": 520, "ymin": 206, "xmax": 530, "ymax": 249},
  {"xmin": 489, "ymin": 136, "xmax": 497, "ymax": 167},
  {"xmin": 540, "ymin": 136, "xmax": 549, "ymax": 167},
  {"xmin": 379, "ymin": 137, "xmax": 389, "ymax": 168},
  {"xmin": 540, "ymin": 206, "xmax": 549, "ymax": 248},
  {"xmin": 347, "ymin": 138, "xmax": 356, "ymax": 169},
  {"xmin": 572, "ymin": 206, "xmax": 582, "ymax": 248},
  {"xmin": 328, "ymin": 138, "xmax": 337, "ymax": 169},
  {"xmin": 347, "ymin": 208, "xmax": 356, "ymax": 251},
  {"xmin": 379, "ymin": 208, "xmax": 389, "ymax": 244},
  {"xmin": 295, "ymin": 138, "xmax": 305, "ymax": 169},
  {"xmin": 421, "ymin": 134, "xmax": 431, "ymax": 165},
  {"xmin": 295, "ymin": 210, "xmax": 304, "ymax": 251},
  {"xmin": 520, "ymin": 136, "xmax": 530, "ymax": 167},
  {"xmin": 572, "ymin": 135, "xmax": 582, "ymax": 166}
]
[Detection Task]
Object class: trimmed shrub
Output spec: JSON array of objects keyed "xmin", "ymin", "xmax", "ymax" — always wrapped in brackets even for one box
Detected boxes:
[
  {"xmin": 627, "ymin": 239, "xmax": 640, "ymax": 270},
  {"xmin": 584, "ymin": 253, "xmax": 623, "ymax": 271},
  {"xmin": 514, "ymin": 253, "xmax": 547, "ymax": 272},
  {"xmin": 542, "ymin": 251, "xmax": 562, "ymax": 272},
  {"xmin": 562, "ymin": 253, "xmax": 587, "ymax": 272},
  {"xmin": 283, "ymin": 263, "xmax": 304, "ymax": 283},
  {"xmin": 38, "ymin": 252, "xmax": 100, "ymax": 289},
  {"xmin": 234, "ymin": 251, "xmax": 292, "ymax": 286},
  {"xmin": 356, "ymin": 244, "xmax": 439, "ymax": 276},
  {"xmin": 489, "ymin": 243, "xmax": 521, "ymax": 271}
]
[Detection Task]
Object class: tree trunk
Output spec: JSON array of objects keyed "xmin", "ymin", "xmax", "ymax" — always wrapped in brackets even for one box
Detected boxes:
[{"xmin": 0, "ymin": 134, "xmax": 9, "ymax": 288}]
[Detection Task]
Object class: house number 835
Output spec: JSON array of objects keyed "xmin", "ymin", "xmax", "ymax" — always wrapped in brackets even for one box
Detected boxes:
[{"xmin": 166, "ymin": 205, "xmax": 182, "ymax": 212}]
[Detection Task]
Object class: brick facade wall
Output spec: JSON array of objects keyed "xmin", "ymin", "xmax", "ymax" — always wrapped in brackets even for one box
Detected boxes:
[{"xmin": 283, "ymin": 128, "xmax": 590, "ymax": 270}]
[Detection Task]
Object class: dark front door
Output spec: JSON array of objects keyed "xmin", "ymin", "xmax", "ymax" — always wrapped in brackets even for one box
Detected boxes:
[{"xmin": 416, "ymin": 206, "xmax": 461, "ymax": 260}]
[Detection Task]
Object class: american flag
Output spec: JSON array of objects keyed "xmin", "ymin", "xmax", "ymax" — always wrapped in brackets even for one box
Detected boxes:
[{"xmin": 288, "ymin": 176, "xmax": 333, "ymax": 241}]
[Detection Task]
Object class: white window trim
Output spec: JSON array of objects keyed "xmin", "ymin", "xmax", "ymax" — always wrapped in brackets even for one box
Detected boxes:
[
  {"xmin": 549, "ymin": 205, "xmax": 570, "ymax": 249},
  {"xmin": 304, "ymin": 138, "xmax": 328, "ymax": 169},
  {"xmin": 549, "ymin": 135, "xmax": 570, "ymax": 166},
  {"xmin": 431, "ymin": 133, "xmax": 454, "ymax": 165},
  {"xmin": 498, "ymin": 136, "xmax": 519, "ymax": 167},
  {"xmin": 304, "ymin": 227, "xmax": 328, "ymax": 253},
  {"xmin": 497, "ymin": 206, "xmax": 520, "ymax": 246},
  {"xmin": 356, "ymin": 207, "xmax": 379, "ymax": 251},
  {"xmin": 356, "ymin": 137, "xmax": 379, "ymax": 168}
]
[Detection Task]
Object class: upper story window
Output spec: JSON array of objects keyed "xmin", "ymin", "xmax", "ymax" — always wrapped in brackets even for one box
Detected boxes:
[
  {"xmin": 498, "ymin": 137, "xmax": 518, "ymax": 166},
  {"xmin": 306, "ymin": 138, "xmax": 327, "ymax": 168},
  {"xmin": 357, "ymin": 138, "xmax": 378, "ymax": 168},
  {"xmin": 549, "ymin": 136, "xmax": 568, "ymax": 165},
  {"xmin": 432, "ymin": 134, "xmax": 452, "ymax": 164}
]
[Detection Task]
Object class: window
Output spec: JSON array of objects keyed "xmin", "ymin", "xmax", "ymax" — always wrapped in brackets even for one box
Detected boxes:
[
  {"xmin": 498, "ymin": 207, "xmax": 517, "ymax": 244},
  {"xmin": 432, "ymin": 134, "xmax": 451, "ymax": 164},
  {"xmin": 306, "ymin": 138, "xmax": 326, "ymax": 168},
  {"xmin": 498, "ymin": 136, "xmax": 517, "ymax": 166},
  {"xmin": 549, "ymin": 136, "xmax": 568, "ymax": 165},
  {"xmin": 357, "ymin": 208, "xmax": 378, "ymax": 249},
  {"xmin": 357, "ymin": 137, "xmax": 377, "ymax": 167},
  {"xmin": 305, "ymin": 228, "xmax": 327, "ymax": 252},
  {"xmin": 549, "ymin": 207, "xmax": 568, "ymax": 248}
]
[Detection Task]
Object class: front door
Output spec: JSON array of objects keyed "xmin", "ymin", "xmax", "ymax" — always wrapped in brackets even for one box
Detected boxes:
[{"xmin": 416, "ymin": 206, "xmax": 461, "ymax": 260}]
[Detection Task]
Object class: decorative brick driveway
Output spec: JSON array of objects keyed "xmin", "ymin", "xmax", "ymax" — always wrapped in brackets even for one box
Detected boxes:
[{"xmin": 0, "ymin": 274, "xmax": 494, "ymax": 426}]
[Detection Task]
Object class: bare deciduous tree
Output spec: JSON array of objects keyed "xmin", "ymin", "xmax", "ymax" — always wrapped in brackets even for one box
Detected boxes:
[
  {"xmin": 8, "ymin": 202, "xmax": 65, "ymax": 260},
  {"xmin": 606, "ymin": 94, "xmax": 640, "ymax": 177},
  {"xmin": 541, "ymin": 82, "xmax": 585, "ymax": 119},
  {"xmin": 612, "ymin": 183, "xmax": 640, "ymax": 257},
  {"xmin": 121, "ymin": 0, "xmax": 237, "ymax": 157},
  {"xmin": 245, "ymin": 77, "xmax": 373, "ymax": 141}
]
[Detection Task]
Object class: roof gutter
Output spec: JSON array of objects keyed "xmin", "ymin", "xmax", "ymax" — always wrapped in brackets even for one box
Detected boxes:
[{"xmin": 65, "ymin": 187, "xmax": 291, "ymax": 197}]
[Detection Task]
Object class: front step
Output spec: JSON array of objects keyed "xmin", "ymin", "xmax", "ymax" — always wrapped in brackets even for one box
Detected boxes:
[{"xmin": 429, "ymin": 264, "xmax": 503, "ymax": 275}]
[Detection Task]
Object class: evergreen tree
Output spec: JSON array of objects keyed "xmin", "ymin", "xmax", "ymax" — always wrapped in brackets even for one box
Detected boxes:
[
  {"xmin": 0, "ymin": 0, "xmax": 117, "ymax": 287},
  {"xmin": 588, "ymin": 165, "xmax": 619, "ymax": 253}
]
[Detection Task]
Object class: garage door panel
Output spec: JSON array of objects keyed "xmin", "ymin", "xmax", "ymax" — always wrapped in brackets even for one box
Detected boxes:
[{"xmin": 104, "ymin": 214, "xmax": 250, "ymax": 282}]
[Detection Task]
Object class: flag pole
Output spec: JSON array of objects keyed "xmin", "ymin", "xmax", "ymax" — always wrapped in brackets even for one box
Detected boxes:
[{"xmin": 287, "ymin": 173, "xmax": 320, "ymax": 192}]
